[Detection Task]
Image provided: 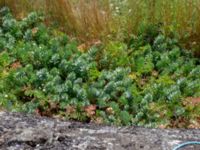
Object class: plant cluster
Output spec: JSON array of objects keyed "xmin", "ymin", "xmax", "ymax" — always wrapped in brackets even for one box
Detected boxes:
[{"xmin": 0, "ymin": 8, "xmax": 199, "ymax": 128}]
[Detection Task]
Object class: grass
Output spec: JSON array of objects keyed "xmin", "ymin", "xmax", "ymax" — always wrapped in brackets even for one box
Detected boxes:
[
  {"xmin": 1, "ymin": 0, "xmax": 200, "ymax": 51},
  {"xmin": 127, "ymin": 0, "xmax": 200, "ymax": 52},
  {"xmin": 45, "ymin": 0, "xmax": 112, "ymax": 42}
]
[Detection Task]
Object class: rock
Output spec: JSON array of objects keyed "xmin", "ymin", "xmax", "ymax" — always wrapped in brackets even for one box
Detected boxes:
[{"xmin": 0, "ymin": 111, "xmax": 200, "ymax": 150}]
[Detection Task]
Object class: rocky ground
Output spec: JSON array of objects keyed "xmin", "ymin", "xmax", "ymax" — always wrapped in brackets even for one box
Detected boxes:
[{"xmin": 0, "ymin": 111, "xmax": 200, "ymax": 150}]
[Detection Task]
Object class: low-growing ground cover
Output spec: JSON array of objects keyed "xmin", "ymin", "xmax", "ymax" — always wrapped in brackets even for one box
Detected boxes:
[{"xmin": 0, "ymin": 8, "xmax": 199, "ymax": 128}]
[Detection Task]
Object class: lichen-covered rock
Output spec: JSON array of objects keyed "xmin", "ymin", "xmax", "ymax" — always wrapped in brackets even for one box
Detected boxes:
[{"xmin": 0, "ymin": 111, "xmax": 199, "ymax": 150}]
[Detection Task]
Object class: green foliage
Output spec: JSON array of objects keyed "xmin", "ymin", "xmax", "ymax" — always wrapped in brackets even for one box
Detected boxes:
[{"xmin": 0, "ymin": 7, "xmax": 199, "ymax": 128}]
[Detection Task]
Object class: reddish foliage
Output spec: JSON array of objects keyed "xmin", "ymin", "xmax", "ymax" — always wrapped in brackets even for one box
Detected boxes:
[
  {"xmin": 183, "ymin": 97, "xmax": 200, "ymax": 106},
  {"xmin": 84, "ymin": 105, "xmax": 96, "ymax": 117},
  {"xmin": 10, "ymin": 61, "xmax": 21, "ymax": 69}
]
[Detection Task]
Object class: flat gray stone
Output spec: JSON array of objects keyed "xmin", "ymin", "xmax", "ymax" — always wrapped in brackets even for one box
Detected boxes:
[{"xmin": 0, "ymin": 111, "xmax": 199, "ymax": 150}]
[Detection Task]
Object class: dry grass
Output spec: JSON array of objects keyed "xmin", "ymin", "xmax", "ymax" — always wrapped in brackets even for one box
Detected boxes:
[
  {"xmin": 45, "ymin": 0, "xmax": 112, "ymax": 42},
  {"xmin": 1, "ymin": 0, "xmax": 200, "ymax": 51},
  {"xmin": 1, "ymin": 0, "xmax": 113, "ymax": 42},
  {"xmin": 126, "ymin": 0, "xmax": 200, "ymax": 53}
]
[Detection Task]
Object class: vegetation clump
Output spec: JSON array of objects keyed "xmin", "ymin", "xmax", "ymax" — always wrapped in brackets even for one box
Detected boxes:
[{"xmin": 0, "ymin": 8, "xmax": 199, "ymax": 128}]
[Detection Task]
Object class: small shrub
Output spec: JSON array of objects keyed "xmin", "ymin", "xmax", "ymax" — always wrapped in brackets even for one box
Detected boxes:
[{"xmin": 0, "ymin": 8, "xmax": 199, "ymax": 128}]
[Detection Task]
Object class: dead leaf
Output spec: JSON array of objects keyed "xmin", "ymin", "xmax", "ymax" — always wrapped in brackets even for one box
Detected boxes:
[
  {"xmin": 66, "ymin": 105, "xmax": 76, "ymax": 114},
  {"xmin": 35, "ymin": 108, "xmax": 42, "ymax": 116},
  {"xmin": 93, "ymin": 117, "xmax": 103, "ymax": 124},
  {"xmin": 10, "ymin": 61, "xmax": 21, "ymax": 69},
  {"xmin": 106, "ymin": 107, "xmax": 114, "ymax": 115},
  {"xmin": 78, "ymin": 39, "xmax": 102, "ymax": 53},
  {"xmin": 78, "ymin": 43, "xmax": 87, "ymax": 52},
  {"xmin": 159, "ymin": 124, "xmax": 167, "ymax": 129},
  {"xmin": 183, "ymin": 97, "xmax": 200, "ymax": 106},
  {"xmin": 32, "ymin": 27, "xmax": 38, "ymax": 35},
  {"xmin": 139, "ymin": 78, "xmax": 148, "ymax": 86},
  {"xmin": 151, "ymin": 70, "xmax": 158, "ymax": 77},
  {"xmin": 91, "ymin": 39, "xmax": 102, "ymax": 46},
  {"xmin": 84, "ymin": 105, "xmax": 96, "ymax": 117},
  {"xmin": 188, "ymin": 119, "xmax": 200, "ymax": 129}
]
